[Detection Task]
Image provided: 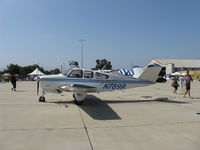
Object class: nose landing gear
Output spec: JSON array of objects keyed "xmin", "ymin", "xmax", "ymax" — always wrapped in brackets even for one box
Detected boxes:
[
  {"xmin": 39, "ymin": 96, "xmax": 46, "ymax": 102},
  {"xmin": 39, "ymin": 91, "xmax": 46, "ymax": 102}
]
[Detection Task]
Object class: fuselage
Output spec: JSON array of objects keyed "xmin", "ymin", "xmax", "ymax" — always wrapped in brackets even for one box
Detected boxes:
[{"xmin": 39, "ymin": 68, "xmax": 154, "ymax": 93}]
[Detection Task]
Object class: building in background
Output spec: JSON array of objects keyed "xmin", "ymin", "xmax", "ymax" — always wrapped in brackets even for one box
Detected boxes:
[{"xmin": 148, "ymin": 59, "xmax": 200, "ymax": 74}]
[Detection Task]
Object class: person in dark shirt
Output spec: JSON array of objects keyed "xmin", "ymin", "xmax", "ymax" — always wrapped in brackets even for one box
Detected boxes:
[
  {"xmin": 171, "ymin": 77, "xmax": 179, "ymax": 94},
  {"xmin": 184, "ymin": 70, "xmax": 193, "ymax": 98},
  {"xmin": 10, "ymin": 74, "xmax": 17, "ymax": 91}
]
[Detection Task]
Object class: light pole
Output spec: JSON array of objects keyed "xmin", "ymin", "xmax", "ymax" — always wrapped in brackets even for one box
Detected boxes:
[{"xmin": 79, "ymin": 39, "xmax": 85, "ymax": 68}]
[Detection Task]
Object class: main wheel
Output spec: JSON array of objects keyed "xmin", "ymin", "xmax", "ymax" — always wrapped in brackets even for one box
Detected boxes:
[
  {"xmin": 73, "ymin": 94, "xmax": 75, "ymax": 99},
  {"xmin": 73, "ymin": 100, "xmax": 83, "ymax": 105},
  {"xmin": 73, "ymin": 94, "xmax": 83, "ymax": 105},
  {"xmin": 39, "ymin": 96, "xmax": 46, "ymax": 102}
]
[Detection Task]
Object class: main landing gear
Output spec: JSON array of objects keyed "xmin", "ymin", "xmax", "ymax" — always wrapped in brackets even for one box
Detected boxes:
[
  {"xmin": 73, "ymin": 92, "xmax": 87, "ymax": 105},
  {"xmin": 73, "ymin": 94, "xmax": 83, "ymax": 105},
  {"xmin": 38, "ymin": 91, "xmax": 86, "ymax": 105}
]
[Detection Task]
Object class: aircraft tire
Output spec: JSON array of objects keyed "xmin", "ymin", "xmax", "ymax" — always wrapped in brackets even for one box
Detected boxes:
[
  {"xmin": 39, "ymin": 96, "xmax": 46, "ymax": 102},
  {"xmin": 73, "ymin": 94, "xmax": 83, "ymax": 105},
  {"xmin": 73, "ymin": 100, "xmax": 83, "ymax": 105}
]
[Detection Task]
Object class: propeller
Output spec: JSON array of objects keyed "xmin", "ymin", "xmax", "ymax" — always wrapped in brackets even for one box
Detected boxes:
[
  {"xmin": 36, "ymin": 76, "xmax": 40, "ymax": 96},
  {"xmin": 37, "ymin": 80, "xmax": 39, "ymax": 96}
]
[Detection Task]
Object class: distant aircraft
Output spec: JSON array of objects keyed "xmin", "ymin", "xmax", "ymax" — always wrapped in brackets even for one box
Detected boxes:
[{"xmin": 37, "ymin": 64, "xmax": 161, "ymax": 105}]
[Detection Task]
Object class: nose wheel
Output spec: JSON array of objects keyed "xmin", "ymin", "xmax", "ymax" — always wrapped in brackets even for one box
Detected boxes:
[
  {"xmin": 39, "ymin": 96, "xmax": 46, "ymax": 102},
  {"xmin": 39, "ymin": 91, "xmax": 46, "ymax": 102}
]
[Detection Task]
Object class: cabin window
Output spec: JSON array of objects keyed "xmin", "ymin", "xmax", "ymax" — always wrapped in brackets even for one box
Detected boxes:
[
  {"xmin": 84, "ymin": 70, "xmax": 93, "ymax": 78},
  {"xmin": 67, "ymin": 70, "xmax": 83, "ymax": 78},
  {"xmin": 95, "ymin": 72, "xmax": 109, "ymax": 79}
]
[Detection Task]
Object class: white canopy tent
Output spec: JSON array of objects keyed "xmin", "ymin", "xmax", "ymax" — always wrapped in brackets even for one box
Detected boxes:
[
  {"xmin": 171, "ymin": 72, "xmax": 181, "ymax": 76},
  {"xmin": 28, "ymin": 68, "xmax": 44, "ymax": 76},
  {"xmin": 181, "ymin": 72, "xmax": 187, "ymax": 76},
  {"xmin": 2, "ymin": 73, "xmax": 11, "ymax": 77}
]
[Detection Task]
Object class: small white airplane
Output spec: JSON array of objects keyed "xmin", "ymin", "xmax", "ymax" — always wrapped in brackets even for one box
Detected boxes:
[{"xmin": 37, "ymin": 64, "xmax": 162, "ymax": 105}]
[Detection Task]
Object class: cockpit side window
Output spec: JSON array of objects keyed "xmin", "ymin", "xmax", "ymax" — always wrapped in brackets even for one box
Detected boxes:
[
  {"xmin": 67, "ymin": 70, "xmax": 83, "ymax": 78},
  {"xmin": 95, "ymin": 72, "xmax": 109, "ymax": 79},
  {"xmin": 84, "ymin": 70, "xmax": 93, "ymax": 78}
]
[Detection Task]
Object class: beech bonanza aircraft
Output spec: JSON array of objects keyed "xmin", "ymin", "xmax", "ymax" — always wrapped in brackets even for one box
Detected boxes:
[{"xmin": 37, "ymin": 64, "xmax": 161, "ymax": 105}]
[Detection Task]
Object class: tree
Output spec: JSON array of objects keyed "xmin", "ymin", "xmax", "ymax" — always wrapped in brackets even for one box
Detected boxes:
[
  {"xmin": 93, "ymin": 59, "xmax": 112, "ymax": 70},
  {"xmin": 74, "ymin": 61, "xmax": 79, "ymax": 67},
  {"xmin": 3, "ymin": 63, "xmax": 61, "ymax": 77},
  {"xmin": 6, "ymin": 64, "xmax": 21, "ymax": 75},
  {"xmin": 32, "ymin": 64, "xmax": 45, "ymax": 73},
  {"xmin": 19, "ymin": 64, "xmax": 45, "ymax": 76},
  {"xmin": 49, "ymin": 68, "xmax": 61, "ymax": 74},
  {"xmin": 20, "ymin": 65, "xmax": 36, "ymax": 76},
  {"xmin": 69, "ymin": 60, "xmax": 79, "ymax": 68}
]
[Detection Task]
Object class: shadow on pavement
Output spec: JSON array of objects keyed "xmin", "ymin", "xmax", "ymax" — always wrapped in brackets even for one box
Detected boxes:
[
  {"xmin": 79, "ymin": 96, "xmax": 189, "ymax": 120},
  {"xmin": 14, "ymin": 90, "xmax": 27, "ymax": 92},
  {"xmin": 49, "ymin": 96, "xmax": 189, "ymax": 120},
  {"xmin": 154, "ymin": 98, "xmax": 190, "ymax": 104},
  {"xmin": 79, "ymin": 95, "xmax": 122, "ymax": 120},
  {"xmin": 103, "ymin": 97, "xmax": 189, "ymax": 104}
]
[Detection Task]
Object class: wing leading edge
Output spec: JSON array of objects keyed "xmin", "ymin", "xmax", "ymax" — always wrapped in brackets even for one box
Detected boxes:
[{"xmin": 60, "ymin": 84, "xmax": 97, "ymax": 92}]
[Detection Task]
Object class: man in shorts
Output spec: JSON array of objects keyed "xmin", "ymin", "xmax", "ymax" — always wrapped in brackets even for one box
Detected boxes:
[{"xmin": 184, "ymin": 70, "xmax": 193, "ymax": 98}]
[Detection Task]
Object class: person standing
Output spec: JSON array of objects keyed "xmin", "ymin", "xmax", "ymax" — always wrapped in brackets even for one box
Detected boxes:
[
  {"xmin": 178, "ymin": 75, "xmax": 184, "ymax": 89},
  {"xmin": 171, "ymin": 77, "xmax": 179, "ymax": 94},
  {"xmin": 10, "ymin": 74, "xmax": 17, "ymax": 91},
  {"xmin": 184, "ymin": 70, "xmax": 193, "ymax": 98}
]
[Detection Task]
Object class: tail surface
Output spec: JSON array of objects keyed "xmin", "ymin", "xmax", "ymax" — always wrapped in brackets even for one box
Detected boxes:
[{"xmin": 138, "ymin": 64, "xmax": 162, "ymax": 82}]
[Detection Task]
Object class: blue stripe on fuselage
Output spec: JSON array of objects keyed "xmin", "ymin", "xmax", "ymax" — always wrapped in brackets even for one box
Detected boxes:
[{"xmin": 40, "ymin": 78, "xmax": 153, "ymax": 85}]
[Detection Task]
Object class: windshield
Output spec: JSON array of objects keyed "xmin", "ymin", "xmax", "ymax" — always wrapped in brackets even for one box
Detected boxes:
[{"xmin": 67, "ymin": 69, "xmax": 83, "ymax": 78}]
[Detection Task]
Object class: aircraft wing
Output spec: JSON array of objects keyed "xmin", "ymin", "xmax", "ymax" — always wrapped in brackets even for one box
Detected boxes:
[{"xmin": 60, "ymin": 84, "xmax": 97, "ymax": 93}]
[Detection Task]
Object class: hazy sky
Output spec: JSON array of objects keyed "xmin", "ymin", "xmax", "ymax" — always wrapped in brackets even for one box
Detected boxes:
[{"xmin": 0, "ymin": 0, "xmax": 200, "ymax": 70}]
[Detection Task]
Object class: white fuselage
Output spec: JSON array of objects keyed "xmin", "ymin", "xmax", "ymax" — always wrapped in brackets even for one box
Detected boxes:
[
  {"xmin": 39, "ymin": 71, "xmax": 154, "ymax": 94},
  {"xmin": 37, "ymin": 65, "xmax": 161, "ymax": 104}
]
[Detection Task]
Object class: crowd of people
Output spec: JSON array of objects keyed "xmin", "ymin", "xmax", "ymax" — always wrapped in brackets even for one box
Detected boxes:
[{"xmin": 171, "ymin": 70, "xmax": 193, "ymax": 98}]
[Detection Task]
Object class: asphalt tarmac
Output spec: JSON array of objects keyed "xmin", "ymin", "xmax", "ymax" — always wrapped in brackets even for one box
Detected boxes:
[{"xmin": 0, "ymin": 81, "xmax": 200, "ymax": 150}]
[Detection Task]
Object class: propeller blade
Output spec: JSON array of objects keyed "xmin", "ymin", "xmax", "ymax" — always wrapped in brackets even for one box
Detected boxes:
[{"xmin": 37, "ymin": 80, "xmax": 39, "ymax": 96}]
